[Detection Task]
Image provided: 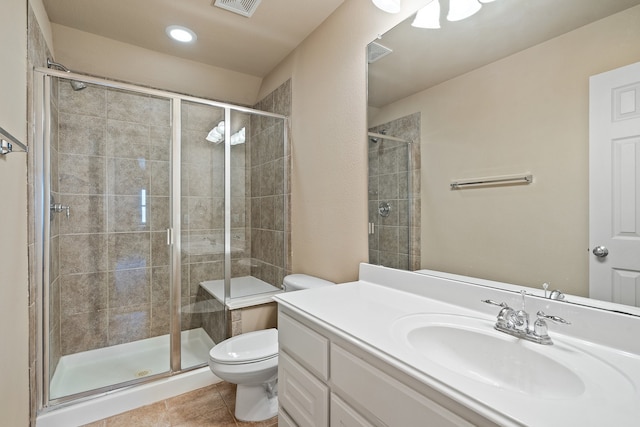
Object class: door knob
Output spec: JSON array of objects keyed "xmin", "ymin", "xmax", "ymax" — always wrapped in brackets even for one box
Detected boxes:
[{"xmin": 592, "ymin": 245, "xmax": 609, "ymax": 258}]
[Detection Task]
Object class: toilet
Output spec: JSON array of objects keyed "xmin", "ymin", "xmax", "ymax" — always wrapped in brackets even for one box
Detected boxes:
[{"xmin": 208, "ymin": 274, "xmax": 335, "ymax": 422}]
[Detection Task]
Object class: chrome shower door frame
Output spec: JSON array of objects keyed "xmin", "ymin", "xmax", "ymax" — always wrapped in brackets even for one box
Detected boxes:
[{"xmin": 33, "ymin": 68, "xmax": 289, "ymax": 411}]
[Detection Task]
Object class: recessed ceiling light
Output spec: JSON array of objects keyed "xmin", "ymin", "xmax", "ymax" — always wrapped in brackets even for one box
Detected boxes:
[{"xmin": 166, "ymin": 25, "xmax": 197, "ymax": 43}]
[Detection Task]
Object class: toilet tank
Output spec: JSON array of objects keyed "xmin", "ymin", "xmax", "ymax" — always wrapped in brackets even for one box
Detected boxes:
[{"xmin": 282, "ymin": 274, "xmax": 335, "ymax": 292}]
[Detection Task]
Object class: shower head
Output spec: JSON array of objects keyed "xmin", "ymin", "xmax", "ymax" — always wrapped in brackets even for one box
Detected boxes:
[
  {"xmin": 368, "ymin": 128, "xmax": 386, "ymax": 144},
  {"xmin": 69, "ymin": 80, "xmax": 87, "ymax": 91},
  {"xmin": 47, "ymin": 58, "xmax": 87, "ymax": 91}
]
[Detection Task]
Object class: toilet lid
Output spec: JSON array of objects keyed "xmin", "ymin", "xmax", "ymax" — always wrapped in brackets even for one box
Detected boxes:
[{"xmin": 209, "ymin": 328, "xmax": 278, "ymax": 364}]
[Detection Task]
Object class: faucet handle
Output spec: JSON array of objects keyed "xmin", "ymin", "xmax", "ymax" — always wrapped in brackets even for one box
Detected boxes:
[
  {"xmin": 481, "ymin": 299, "xmax": 508, "ymax": 308},
  {"xmin": 536, "ymin": 311, "xmax": 570, "ymax": 325},
  {"xmin": 549, "ymin": 290, "xmax": 565, "ymax": 301}
]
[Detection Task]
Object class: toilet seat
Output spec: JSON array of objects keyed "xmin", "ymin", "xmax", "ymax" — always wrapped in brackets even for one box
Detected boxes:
[{"xmin": 209, "ymin": 328, "xmax": 278, "ymax": 365}]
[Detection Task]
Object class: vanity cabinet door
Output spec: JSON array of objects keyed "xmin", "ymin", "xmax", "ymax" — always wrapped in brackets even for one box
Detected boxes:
[
  {"xmin": 278, "ymin": 409, "xmax": 298, "ymax": 427},
  {"xmin": 331, "ymin": 345, "xmax": 474, "ymax": 427},
  {"xmin": 279, "ymin": 350, "xmax": 329, "ymax": 427},
  {"xmin": 279, "ymin": 312, "xmax": 329, "ymax": 380},
  {"xmin": 331, "ymin": 394, "xmax": 375, "ymax": 427}
]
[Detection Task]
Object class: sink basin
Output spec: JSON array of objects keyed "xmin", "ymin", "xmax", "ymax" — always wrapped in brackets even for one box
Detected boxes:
[{"xmin": 391, "ymin": 313, "xmax": 632, "ymax": 399}]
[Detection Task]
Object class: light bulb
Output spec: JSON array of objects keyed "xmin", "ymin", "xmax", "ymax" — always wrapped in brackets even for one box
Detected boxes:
[
  {"xmin": 165, "ymin": 25, "xmax": 197, "ymax": 43},
  {"xmin": 412, "ymin": 0, "xmax": 441, "ymax": 29},
  {"xmin": 447, "ymin": 0, "xmax": 482, "ymax": 22},
  {"xmin": 372, "ymin": 0, "xmax": 401, "ymax": 14}
]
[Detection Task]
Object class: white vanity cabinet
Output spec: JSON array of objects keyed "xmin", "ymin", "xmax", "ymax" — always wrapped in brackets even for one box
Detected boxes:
[{"xmin": 277, "ymin": 308, "xmax": 490, "ymax": 427}]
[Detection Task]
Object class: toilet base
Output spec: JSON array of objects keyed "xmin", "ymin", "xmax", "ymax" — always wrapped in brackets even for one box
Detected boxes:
[{"xmin": 234, "ymin": 382, "xmax": 278, "ymax": 422}]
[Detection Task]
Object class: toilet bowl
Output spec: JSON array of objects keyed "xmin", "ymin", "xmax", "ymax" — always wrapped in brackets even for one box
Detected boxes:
[
  {"xmin": 209, "ymin": 329, "xmax": 279, "ymax": 422},
  {"xmin": 208, "ymin": 274, "xmax": 334, "ymax": 421}
]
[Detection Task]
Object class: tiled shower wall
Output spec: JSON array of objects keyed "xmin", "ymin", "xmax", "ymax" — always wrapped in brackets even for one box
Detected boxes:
[
  {"xmin": 53, "ymin": 86, "xmax": 173, "ymax": 356},
  {"xmin": 369, "ymin": 112, "xmax": 421, "ymax": 271},
  {"xmin": 250, "ymin": 80, "xmax": 291, "ymax": 288},
  {"xmin": 180, "ymin": 103, "xmax": 248, "ymax": 343},
  {"xmin": 41, "ymin": 85, "xmax": 292, "ymax": 359}
]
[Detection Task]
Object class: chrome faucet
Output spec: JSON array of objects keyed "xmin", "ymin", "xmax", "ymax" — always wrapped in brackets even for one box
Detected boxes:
[
  {"xmin": 482, "ymin": 291, "xmax": 570, "ymax": 345},
  {"xmin": 542, "ymin": 282, "xmax": 566, "ymax": 301}
]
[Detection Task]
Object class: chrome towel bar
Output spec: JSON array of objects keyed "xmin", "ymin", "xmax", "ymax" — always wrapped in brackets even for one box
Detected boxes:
[
  {"xmin": 0, "ymin": 126, "xmax": 28, "ymax": 155},
  {"xmin": 450, "ymin": 173, "xmax": 532, "ymax": 189}
]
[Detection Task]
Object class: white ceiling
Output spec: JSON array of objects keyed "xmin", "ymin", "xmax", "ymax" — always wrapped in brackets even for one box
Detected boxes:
[
  {"xmin": 43, "ymin": 0, "xmax": 345, "ymax": 77},
  {"xmin": 368, "ymin": 0, "xmax": 640, "ymax": 108}
]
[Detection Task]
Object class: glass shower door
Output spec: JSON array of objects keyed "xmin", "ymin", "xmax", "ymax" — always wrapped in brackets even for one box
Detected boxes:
[
  {"xmin": 179, "ymin": 101, "xmax": 226, "ymax": 368},
  {"xmin": 47, "ymin": 79, "xmax": 173, "ymax": 399}
]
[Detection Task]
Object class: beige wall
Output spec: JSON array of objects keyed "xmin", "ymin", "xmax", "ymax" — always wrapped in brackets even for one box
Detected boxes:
[
  {"xmin": 50, "ymin": 24, "xmax": 262, "ymax": 106},
  {"xmin": 0, "ymin": 0, "xmax": 30, "ymax": 425},
  {"xmin": 371, "ymin": 6, "xmax": 640, "ymax": 295}
]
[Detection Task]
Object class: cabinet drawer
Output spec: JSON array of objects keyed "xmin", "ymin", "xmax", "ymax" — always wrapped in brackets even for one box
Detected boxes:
[
  {"xmin": 279, "ymin": 350, "xmax": 329, "ymax": 427},
  {"xmin": 331, "ymin": 393, "xmax": 375, "ymax": 427},
  {"xmin": 279, "ymin": 312, "xmax": 329, "ymax": 380},
  {"xmin": 331, "ymin": 345, "xmax": 474, "ymax": 427}
]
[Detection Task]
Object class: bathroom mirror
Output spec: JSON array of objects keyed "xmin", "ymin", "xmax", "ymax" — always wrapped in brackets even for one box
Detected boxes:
[{"xmin": 367, "ymin": 0, "xmax": 640, "ymax": 315}]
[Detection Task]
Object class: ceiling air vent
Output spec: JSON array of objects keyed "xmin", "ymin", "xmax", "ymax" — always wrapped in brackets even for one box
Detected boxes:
[
  {"xmin": 213, "ymin": 0, "xmax": 262, "ymax": 17},
  {"xmin": 367, "ymin": 41, "xmax": 393, "ymax": 63}
]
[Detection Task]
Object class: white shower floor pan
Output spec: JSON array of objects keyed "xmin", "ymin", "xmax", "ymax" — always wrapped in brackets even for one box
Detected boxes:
[{"xmin": 50, "ymin": 328, "xmax": 214, "ymax": 399}]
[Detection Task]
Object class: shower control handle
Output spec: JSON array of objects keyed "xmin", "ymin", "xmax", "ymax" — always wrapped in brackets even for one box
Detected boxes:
[{"xmin": 50, "ymin": 203, "xmax": 70, "ymax": 219}]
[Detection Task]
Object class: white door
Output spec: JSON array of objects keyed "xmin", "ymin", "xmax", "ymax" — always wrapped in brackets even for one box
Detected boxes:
[{"xmin": 589, "ymin": 61, "xmax": 640, "ymax": 306}]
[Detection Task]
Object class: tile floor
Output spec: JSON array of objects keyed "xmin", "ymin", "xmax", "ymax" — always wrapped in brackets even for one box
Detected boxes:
[{"xmin": 82, "ymin": 382, "xmax": 278, "ymax": 427}]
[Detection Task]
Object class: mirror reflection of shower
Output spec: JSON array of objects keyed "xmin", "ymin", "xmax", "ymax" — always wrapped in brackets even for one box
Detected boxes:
[
  {"xmin": 46, "ymin": 58, "xmax": 87, "ymax": 91},
  {"xmin": 205, "ymin": 121, "xmax": 246, "ymax": 145},
  {"xmin": 369, "ymin": 128, "xmax": 386, "ymax": 143},
  {"xmin": 367, "ymin": 113, "xmax": 421, "ymax": 271}
]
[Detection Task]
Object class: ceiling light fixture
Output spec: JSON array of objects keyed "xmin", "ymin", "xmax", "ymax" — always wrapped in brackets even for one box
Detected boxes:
[
  {"xmin": 372, "ymin": 0, "xmax": 401, "ymax": 14},
  {"xmin": 447, "ymin": 0, "xmax": 482, "ymax": 22},
  {"xmin": 412, "ymin": 0, "xmax": 441, "ymax": 29},
  {"xmin": 166, "ymin": 25, "xmax": 197, "ymax": 43},
  {"xmin": 412, "ymin": 0, "xmax": 493, "ymax": 29}
]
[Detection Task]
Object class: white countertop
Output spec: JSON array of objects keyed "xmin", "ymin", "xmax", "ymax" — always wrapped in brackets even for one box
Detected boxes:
[{"xmin": 274, "ymin": 265, "xmax": 640, "ymax": 427}]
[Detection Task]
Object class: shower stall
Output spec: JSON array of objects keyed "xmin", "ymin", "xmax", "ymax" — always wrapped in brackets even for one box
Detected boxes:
[
  {"xmin": 33, "ymin": 68, "xmax": 289, "ymax": 409},
  {"xmin": 368, "ymin": 113, "xmax": 421, "ymax": 271}
]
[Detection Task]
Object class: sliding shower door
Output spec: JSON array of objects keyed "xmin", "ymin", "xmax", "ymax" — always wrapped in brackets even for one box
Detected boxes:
[{"xmin": 45, "ymin": 79, "xmax": 174, "ymax": 399}]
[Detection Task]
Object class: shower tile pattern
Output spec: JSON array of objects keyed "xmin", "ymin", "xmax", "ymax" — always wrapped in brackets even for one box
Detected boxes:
[
  {"xmin": 184, "ymin": 80, "xmax": 291, "ymax": 342},
  {"xmin": 251, "ymin": 80, "xmax": 291, "ymax": 288},
  {"xmin": 181, "ymin": 102, "xmax": 228, "ymax": 343},
  {"xmin": 369, "ymin": 113, "xmax": 421, "ymax": 270},
  {"xmin": 53, "ymin": 86, "xmax": 172, "ymax": 355}
]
